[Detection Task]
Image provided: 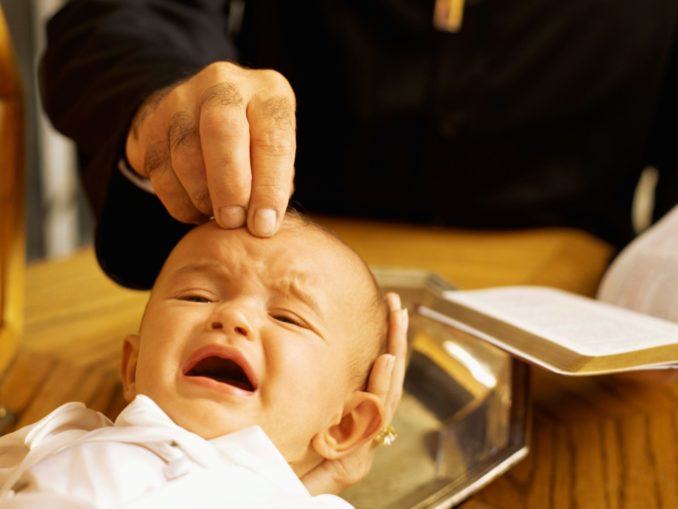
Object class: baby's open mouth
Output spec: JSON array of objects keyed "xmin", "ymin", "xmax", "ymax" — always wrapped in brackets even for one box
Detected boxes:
[{"xmin": 185, "ymin": 355, "xmax": 257, "ymax": 392}]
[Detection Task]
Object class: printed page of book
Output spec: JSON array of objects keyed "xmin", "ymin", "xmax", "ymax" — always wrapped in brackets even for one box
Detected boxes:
[
  {"xmin": 597, "ymin": 205, "xmax": 678, "ymax": 323},
  {"xmin": 442, "ymin": 286, "xmax": 678, "ymax": 358}
]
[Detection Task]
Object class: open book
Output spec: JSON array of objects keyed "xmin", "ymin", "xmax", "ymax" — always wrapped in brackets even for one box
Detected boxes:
[{"xmin": 418, "ymin": 205, "xmax": 678, "ymax": 376}]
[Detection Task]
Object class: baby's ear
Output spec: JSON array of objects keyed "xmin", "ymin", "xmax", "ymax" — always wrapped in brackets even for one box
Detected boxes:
[
  {"xmin": 311, "ymin": 391, "xmax": 385, "ymax": 460},
  {"xmin": 120, "ymin": 334, "xmax": 141, "ymax": 402}
]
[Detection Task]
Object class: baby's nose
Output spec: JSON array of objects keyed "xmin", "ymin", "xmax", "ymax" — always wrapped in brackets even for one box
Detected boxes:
[
  {"xmin": 209, "ymin": 320, "xmax": 249, "ymax": 337},
  {"xmin": 208, "ymin": 307, "xmax": 253, "ymax": 339}
]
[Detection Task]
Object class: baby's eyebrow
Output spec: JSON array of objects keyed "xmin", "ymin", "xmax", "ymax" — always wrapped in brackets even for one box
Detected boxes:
[{"xmin": 169, "ymin": 261, "xmax": 228, "ymax": 281}]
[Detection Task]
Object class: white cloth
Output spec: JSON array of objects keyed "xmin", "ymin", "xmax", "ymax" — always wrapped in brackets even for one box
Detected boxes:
[
  {"xmin": 0, "ymin": 395, "xmax": 352, "ymax": 508},
  {"xmin": 118, "ymin": 158, "xmax": 155, "ymax": 194}
]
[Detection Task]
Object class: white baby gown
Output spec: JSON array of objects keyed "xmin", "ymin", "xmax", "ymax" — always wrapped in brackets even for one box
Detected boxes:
[{"xmin": 0, "ymin": 395, "xmax": 352, "ymax": 508}]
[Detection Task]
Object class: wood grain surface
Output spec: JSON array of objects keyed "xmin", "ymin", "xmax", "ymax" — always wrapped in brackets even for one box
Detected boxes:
[{"xmin": 4, "ymin": 217, "xmax": 677, "ymax": 507}]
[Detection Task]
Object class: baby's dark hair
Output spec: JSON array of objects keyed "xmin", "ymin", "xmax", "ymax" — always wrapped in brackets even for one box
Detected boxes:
[{"xmin": 284, "ymin": 211, "xmax": 389, "ymax": 388}]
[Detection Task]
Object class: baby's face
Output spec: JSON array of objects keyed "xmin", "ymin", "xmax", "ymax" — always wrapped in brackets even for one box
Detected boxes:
[{"xmin": 124, "ymin": 220, "xmax": 374, "ymax": 464}]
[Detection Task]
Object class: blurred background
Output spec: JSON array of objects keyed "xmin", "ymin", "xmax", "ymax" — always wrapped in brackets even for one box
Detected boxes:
[{"xmin": 2, "ymin": 0, "xmax": 93, "ymax": 262}]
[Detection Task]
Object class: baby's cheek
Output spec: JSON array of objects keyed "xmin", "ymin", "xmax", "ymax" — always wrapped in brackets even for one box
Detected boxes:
[{"xmin": 316, "ymin": 356, "xmax": 354, "ymax": 406}]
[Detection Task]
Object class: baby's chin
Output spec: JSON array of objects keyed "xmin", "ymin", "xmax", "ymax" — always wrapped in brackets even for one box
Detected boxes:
[
  {"xmin": 161, "ymin": 398, "xmax": 260, "ymax": 440},
  {"xmin": 164, "ymin": 401, "xmax": 324, "ymax": 478},
  {"xmin": 154, "ymin": 394, "xmax": 318, "ymax": 465}
]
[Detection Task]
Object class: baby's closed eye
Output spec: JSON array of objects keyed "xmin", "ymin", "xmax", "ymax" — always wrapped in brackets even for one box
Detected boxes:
[
  {"xmin": 271, "ymin": 312, "xmax": 307, "ymax": 328},
  {"xmin": 177, "ymin": 293, "xmax": 213, "ymax": 303}
]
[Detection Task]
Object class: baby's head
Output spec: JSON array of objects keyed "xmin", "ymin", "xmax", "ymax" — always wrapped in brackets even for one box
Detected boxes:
[{"xmin": 120, "ymin": 213, "xmax": 388, "ymax": 476}]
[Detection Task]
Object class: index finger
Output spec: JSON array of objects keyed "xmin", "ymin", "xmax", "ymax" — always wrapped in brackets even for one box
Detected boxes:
[
  {"xmin": 246, "ymin": 77, "xmax": 296, "ymax": 237},
  {"xmin": 200, "ymin": 81, "xmax": 252, "ymax": 229}
]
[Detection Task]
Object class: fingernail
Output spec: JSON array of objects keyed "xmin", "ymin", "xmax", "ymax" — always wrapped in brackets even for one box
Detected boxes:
[
  {"xmin": 253, "ymin": 208, "xmax": 277, "ymax": 237},
  {"xmin": 401, "ymin": 309, "xmax": 409, "ymax": 330},
  {"xmin": 386, "ymin": 292, "xmax": 401, "ymax": 312},
  {"xmin": 219, "ymin": 206, "xmax": 246, "ymax": 228},
  {"xmin": 386, "ymin": 354, "xmax": 396, "ymax": 373}
]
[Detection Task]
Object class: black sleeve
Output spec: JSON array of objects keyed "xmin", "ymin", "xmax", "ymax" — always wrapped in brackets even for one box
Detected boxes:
[{"xmin": 39, "ymin": 0, "xmax": 237, "ymax": 289}]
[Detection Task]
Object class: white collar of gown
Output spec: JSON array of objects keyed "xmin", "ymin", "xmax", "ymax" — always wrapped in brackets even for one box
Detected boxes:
[{"xmin": 0, "ymin": 395, "xmax": 351, "ymax": 508}]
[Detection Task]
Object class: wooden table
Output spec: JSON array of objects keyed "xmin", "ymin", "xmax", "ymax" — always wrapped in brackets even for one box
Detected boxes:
[{"xmin": 5, "ymin": 218, "xmax": 678, "ymax": 508}]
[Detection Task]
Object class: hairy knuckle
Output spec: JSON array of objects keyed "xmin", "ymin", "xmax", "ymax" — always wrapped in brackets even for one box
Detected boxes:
[
  {"xmin": 143, "ymin": 142, "xmax": 169, "ymax": 176},
  {"xmin": 262, "ymin": 96, "xmax": 295, "ymax": 129},
  {"xmin": 168, "ymin": 112, "xmax": 198, "ymax": 149},
  {"xmin": 200, "ymin": 81, "xmax": 243, "ymax": 109}
]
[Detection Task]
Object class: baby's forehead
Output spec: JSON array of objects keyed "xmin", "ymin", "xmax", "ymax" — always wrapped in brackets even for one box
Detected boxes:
[
  {"xmin": 189, "ymin": 216, "xmax": 330, "ymax": 246},
  {"xmin": 161, "ymin": 219, "xmax": 367, "ymax": 292}
]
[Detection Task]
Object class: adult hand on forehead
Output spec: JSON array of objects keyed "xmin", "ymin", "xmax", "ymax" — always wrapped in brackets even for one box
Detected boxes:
[
  {"xmin": 301, "ymin": 292, "xmax": 409, "ymax": 495},
  {"xmin": 125, "ymin": 62, "xmax": 296, "ymax": 237}
]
